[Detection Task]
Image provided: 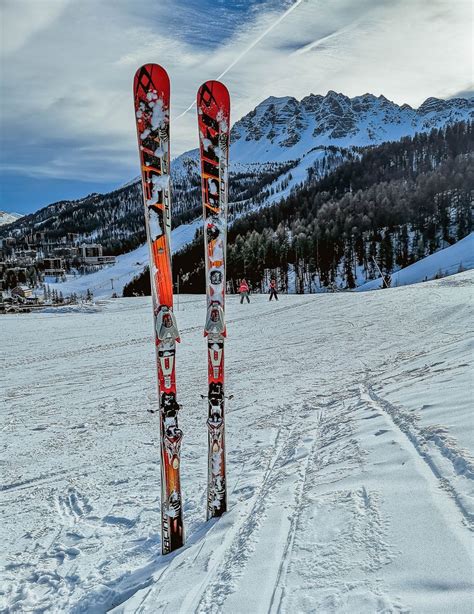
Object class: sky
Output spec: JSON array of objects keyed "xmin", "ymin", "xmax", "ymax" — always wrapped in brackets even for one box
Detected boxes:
[{"xmin": 0, "ymin": 0, "xmax": 472, "ymax": 214}]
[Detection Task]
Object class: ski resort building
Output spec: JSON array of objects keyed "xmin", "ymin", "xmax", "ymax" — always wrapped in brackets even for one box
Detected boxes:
[
  {"xmin": 79, "ymin": 243, "xmax": 116, "ymax": 266},
  {"xmin": 43, "ymin": 258, "xmax": 66, "ymax": 278}
]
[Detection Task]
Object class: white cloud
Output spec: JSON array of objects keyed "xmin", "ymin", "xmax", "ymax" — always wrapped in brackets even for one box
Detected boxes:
[
  {"xmin": 0, "ymin": 0, "xmax": 70, "ymax": 55},
  {"xmin": 0, "ymin": 0, "xmax": 472, "ymax": 186}
]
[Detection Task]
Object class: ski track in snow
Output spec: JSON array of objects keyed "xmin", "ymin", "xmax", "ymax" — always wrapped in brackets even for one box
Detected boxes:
[
  {"xmin": 2, "ymin": 276, "xmax": 473, "ymax": 613},
  {"xmin": 360, "ymin": 383, "xmax": 474, "ymax": 530}
]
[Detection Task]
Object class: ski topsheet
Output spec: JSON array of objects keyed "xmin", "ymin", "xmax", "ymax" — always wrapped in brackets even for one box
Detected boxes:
[
  {"xmin": 197, "ymin": 80, "xmax": 230, "ymax": 519},
  {"xmin": 133, "ymin": 64, "xmax": 184, "ymax": 554}
]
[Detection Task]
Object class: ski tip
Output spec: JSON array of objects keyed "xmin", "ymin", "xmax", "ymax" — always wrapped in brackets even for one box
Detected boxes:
[
  {"xmin": 134, "ymin": 62, "xmax": 168, "ymax": 78},
  {"xmin": 133, "ymin": 64, "xmax": 170, "ymax": 96},
  {"xmin": 196, "ymin": 80, "xmax": 230, "ymax": 112},
  {"xmin": 199, "ymin": 79, "xmax": 229, "ymax": 90}
]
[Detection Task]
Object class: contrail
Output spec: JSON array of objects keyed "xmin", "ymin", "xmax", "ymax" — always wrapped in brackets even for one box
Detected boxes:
[
  {"xmin": 214, "ymin": 0, "xmax": 306, "ymax": 81},
  {"xmin": 173, "ymin": 0, "xmax": 306, "ymax": 120},
  {"xmin": 291, "ymin": 21, "xmax": 358, "ymax": 56}
]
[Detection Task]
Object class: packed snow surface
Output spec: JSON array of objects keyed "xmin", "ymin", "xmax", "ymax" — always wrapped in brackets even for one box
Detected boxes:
[{"xmin": 2, "ymin": 272, "xmax": 473, "ymax": 613}]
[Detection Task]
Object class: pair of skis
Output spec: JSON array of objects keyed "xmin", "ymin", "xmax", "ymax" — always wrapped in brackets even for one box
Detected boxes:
[{"xmin": 133, "ymin": 64, "xmax": 230, "ymax": 555}]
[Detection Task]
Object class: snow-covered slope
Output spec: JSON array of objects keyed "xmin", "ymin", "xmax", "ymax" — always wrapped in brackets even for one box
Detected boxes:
[
  {"xmin": 357, "ymin": 232, "xmax": 474, "ymax": 291},
  {"xmin": 2, "ymin": 272, "xmax": 473, "ymax": 612},
  {"xmin": 0, "ymin": 210, "xmax": 23, "ymax": 227}
]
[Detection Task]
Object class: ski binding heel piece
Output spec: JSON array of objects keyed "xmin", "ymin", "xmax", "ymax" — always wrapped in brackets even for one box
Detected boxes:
[
  {"xmin": 204, "ymin": 303, "xmax": 226, "ymax": 337},
  {"xmin": 155, "ymin": 306, "xmax": 180, "ymax": 343}
]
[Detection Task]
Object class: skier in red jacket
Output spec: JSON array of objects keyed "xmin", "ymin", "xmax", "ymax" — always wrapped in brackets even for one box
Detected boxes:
[
  {"xmin": 238, "ymin": 279, "xmax": 250, "ymax": 304},
  {"xmin": 269, "ymin": 278, "xmax": 279, "ymax": 301}
]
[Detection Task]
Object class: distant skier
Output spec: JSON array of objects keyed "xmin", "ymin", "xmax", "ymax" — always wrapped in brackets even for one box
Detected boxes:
[
  {"xmin": 238, "ymin": 279, "xmax": 250, "ymax": 304},
  {"xmin": 269, "ymin": 278, "xmax": 279, "ymax": 301}
]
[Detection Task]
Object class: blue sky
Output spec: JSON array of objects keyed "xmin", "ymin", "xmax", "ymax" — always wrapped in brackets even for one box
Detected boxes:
[{"xmin": 0, "ymin": 0, "xmax": 472, "ymax": 214}]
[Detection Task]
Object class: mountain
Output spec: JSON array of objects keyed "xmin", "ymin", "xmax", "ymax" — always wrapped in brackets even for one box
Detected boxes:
[
  {"xmin": 228, "ymin": 92, "xmax": 474, "ymax": 162},
  {"xmin": 0, "ymin": 186, "xmax": 146, "ymax": 255},
  {"xmin": 0, "ymin": 211, "xmax": 23, "ymax": 227},
  {"xmin": 2, "ymin": 93, "xmax": 473, "ymax": 300},
  {"xmin": 2, "ymin": 92, "xmax": 472, "ymax": 254}
]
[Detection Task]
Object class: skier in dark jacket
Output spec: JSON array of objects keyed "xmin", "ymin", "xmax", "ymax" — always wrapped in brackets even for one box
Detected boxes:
[
  {"xmin": 238, "ymin": 279, "xmax": 250, "ymax": 304},
  {"xmin": 269, "ymin": 278, "xmax": 278, "ymax": 301}
]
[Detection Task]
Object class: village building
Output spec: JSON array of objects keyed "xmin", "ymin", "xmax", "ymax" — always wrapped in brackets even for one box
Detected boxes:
[
  {"xmin": 0, "ymin": 230, "xmax": 116, "ymax": 295},
  {"xmin": 43, "ymin": 257, "xmax": 66, "ymax": 277},
  {"xmin": 11, "ymin": 285, "xmax": 33, "ymax": 299},
  {"xmin": 53, "ymin": 246, "xmax": 79, "ymax": 259},
  {"xmin": 5, "ymin": 266, "xmax": 27, "ymax": 277},
  {"xmin": 80, "ymin": 243, "xmax": 116, "ymax": 266},
  {"xmin": 10, "ymin": 249, "xmax": 37, "ymax": 265},
  {"xmin": 26, "ymin": 232, "xmax": 46, "ymax": 245}
]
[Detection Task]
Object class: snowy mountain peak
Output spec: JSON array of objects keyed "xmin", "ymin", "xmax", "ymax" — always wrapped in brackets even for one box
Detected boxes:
[
  {"xmin": 230, "ymin": 92, "xmax": 474, "ymax": 163},
  {"xmin": 418, "ymin": 96, "xmax": 473, "ymax": 114},
  {"xmin": 259, "ymin": 95, "xmax": 296, "ymax": 107},
  {"xmin": 0, "ymin": 210, "xmax": 23, "ymax": 227}
]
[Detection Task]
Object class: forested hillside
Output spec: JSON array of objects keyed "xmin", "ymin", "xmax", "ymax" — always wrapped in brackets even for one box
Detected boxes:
[
  {"xmin": 0, "ymin": 159, "xmax": 298, "ymax": 256},
  {"xmin": 125, "ymin": 121, "xmax": 473, "ymax": 295}
]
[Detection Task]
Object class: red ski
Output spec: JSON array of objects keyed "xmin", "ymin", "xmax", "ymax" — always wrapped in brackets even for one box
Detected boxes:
[
  {"xmin": 197, "ymin": 80, "xmax": 230, "ymax": 519},
  {"xmin": 133, "ymin": 64, "xmax": 184, "ymax": 553}
]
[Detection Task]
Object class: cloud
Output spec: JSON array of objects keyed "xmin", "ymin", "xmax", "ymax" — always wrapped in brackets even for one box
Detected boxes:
[
  {"xmin": 0, "ymin": 0, "xmax": 472, "ymax": 191},
  {"xmin": 450, "ymin": 88, "xmax": 474, "ymax": 99},
  {"xmin": 215, "ymin": 0, "xmax": 472, "ymax": 106},
  {"xmin": 0, "ymin": 0, "xmax": 70, "ymax": 55}
]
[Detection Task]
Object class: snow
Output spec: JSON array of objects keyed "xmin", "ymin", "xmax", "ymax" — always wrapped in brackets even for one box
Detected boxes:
[
  {"xmin": 0, "ymin": 210, "xmax": 23, "ymax": 227},
  {"xmin": 229, "ymin": 93, "xmax": 474, "ymax": 164},
  {"xmin": 150, "ymin": 98, "xmax": 168, "ymax": 131},
  {"xmin": 2, "ymin": 271, "xmax": 473, "ymax": 612},
  {"xmin": 261, "ymin": 147, "xmax": 334, "ymax": 207},
  {"xmin": 357, "ymin": 232, "xmax": 474, "ymax": 291}
]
